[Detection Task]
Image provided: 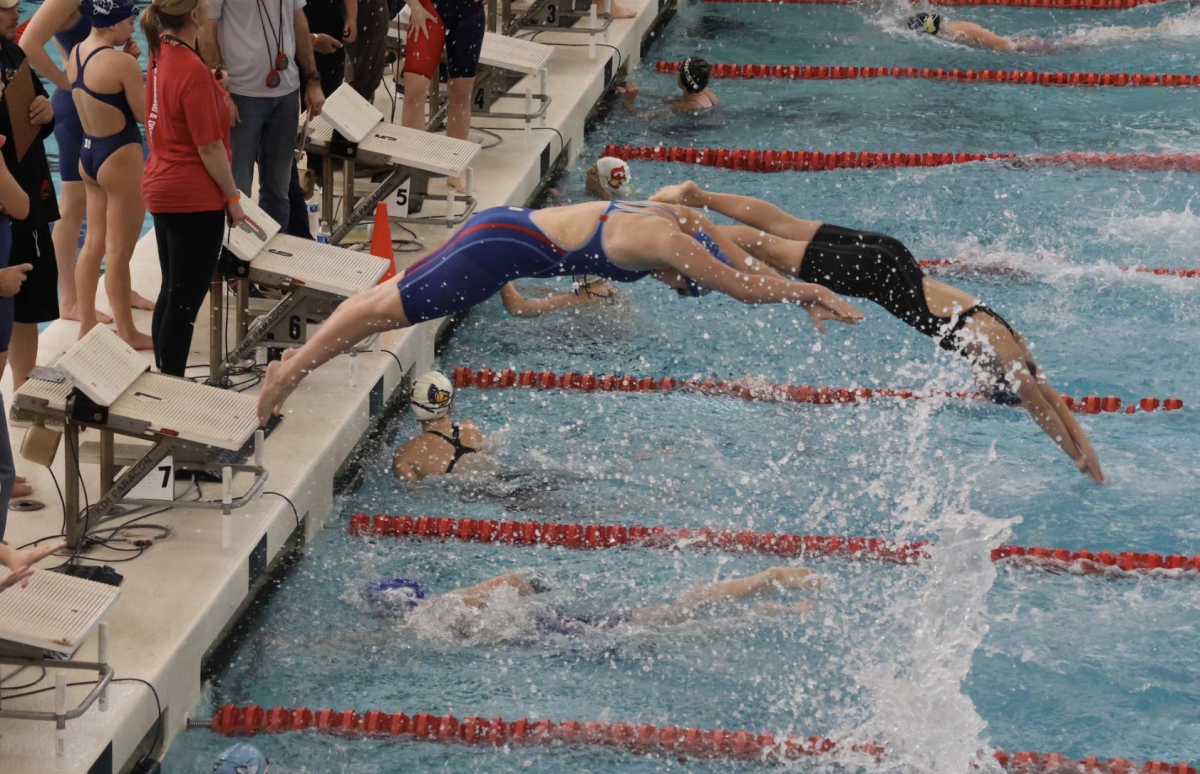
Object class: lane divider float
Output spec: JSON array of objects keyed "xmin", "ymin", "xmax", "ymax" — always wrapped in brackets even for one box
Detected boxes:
[
  {"xmin": 195, "ymin": 704, "xmax": 1196, "ymax": 773},
  {"xmin": 917, "ymin": 259, "xmax": 1200, "ymax": 279},
  {"xmin": 602, "ymin": 144, "xmax": 1200, "ymax": 174},
  {"xmin": 450, "ymin": 367, "xmax": 1184, "ymax": 416},
  {"xmin": 701, "ymin": 0, "xmax": 1171, "ymax": 8},
  {"xmin": 656, "ymin": 60, "xmax": 1200, "ymax": 88},
  {"xmin": 348, "ymin": 514, "xmax": 1200, "ymax": 577}
]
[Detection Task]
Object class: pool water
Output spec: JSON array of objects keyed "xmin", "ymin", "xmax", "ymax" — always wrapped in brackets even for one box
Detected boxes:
[{"xmin": 163, "ymin": 1, "xmax": 1199, "ymax": 772}]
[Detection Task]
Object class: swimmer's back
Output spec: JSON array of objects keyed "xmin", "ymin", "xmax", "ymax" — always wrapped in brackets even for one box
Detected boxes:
[{"xmin": 393, "ymin": 420, "xmax": 485, "ymax": 481}]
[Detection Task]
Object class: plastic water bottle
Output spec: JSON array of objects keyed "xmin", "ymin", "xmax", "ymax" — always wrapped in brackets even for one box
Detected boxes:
[
  {"xmin": 306, "ymin": 199, "xmax": 320, "ymax": 236},
  {"xmin": 316, "ymin": 221, "xmax": 331, "ymax": 245}
]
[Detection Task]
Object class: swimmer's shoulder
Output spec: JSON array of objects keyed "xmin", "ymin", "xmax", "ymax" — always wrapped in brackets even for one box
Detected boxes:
[{"xmin": 458, "ymin": 420, "xmax": 484, "ymax": 448}]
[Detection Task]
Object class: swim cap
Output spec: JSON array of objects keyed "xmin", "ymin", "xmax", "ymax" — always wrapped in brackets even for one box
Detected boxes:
[
  {"xmin": 587, "ymin": 157, "xmax": 635, "ymax": 197},
  {"xmin": 79, "ymin": 0, "xmax": 139, "ymax": 28},
  {"xmin": 364, "ymin": 578, "xmax": 426, "ymax": 610},
  {"xmin": 680, "ymin": 57, "xmax": 710, "ymax": 94},
  {"xmin": 681, "ymin": 231, "xmax": 732, "ymax": 297},
  {"xmin": 213, "ymin": 742, "xmax": 269, "ymax": 774},
  {"xmin": 411, "ymin": 371, "xmax": 454, "ymax": 421},
  {"xmin": 907, "ymin": 12, "xmax": 941, "ymax": 34}
]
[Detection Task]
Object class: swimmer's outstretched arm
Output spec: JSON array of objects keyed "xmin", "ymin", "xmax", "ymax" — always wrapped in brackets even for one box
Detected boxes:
[
  {"xmin": 499, "ymin": 282, "xmax": 599, "ymax": 318},
  {"xmin": 943, "ymin": 21, "xmax": 1014, "ymax": 52},
  {"xmin": 448, "ymin": 572, "xmax": 537, "ymax": 607},
  {"xmin": 651, "ymin": 182, "xmax": 822, "ymax": 243},
  {"xmin": 630, "ymin": 567, "xmax": 818, "ymax": 623},
  {"xmin": 1007, "ymin": 358, "xmax": 1105, "ymax": 483}
]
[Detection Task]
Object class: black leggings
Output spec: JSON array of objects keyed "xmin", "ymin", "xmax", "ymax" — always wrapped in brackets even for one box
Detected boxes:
[
  {"xmin": 151, "ymin": 211, "xmax": 225, "ymax": 376},
  {"xmin": 800, "ymin": 224, "xmax": 950, "ymax": 347}
]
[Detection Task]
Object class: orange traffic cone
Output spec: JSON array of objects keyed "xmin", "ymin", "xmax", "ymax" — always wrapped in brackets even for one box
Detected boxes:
[{"xmin": 372, "ymin": 202, "xmax": 396, "ymax": 283}]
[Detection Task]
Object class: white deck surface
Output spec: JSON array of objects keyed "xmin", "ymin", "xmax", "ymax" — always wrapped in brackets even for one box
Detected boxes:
[{"xmin": 0, "ymin": 1, "xmax": 664, "ymax": 771}]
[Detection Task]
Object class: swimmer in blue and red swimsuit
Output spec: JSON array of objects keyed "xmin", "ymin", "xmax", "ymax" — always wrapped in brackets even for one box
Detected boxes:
[
  {"xmin": 367, "ymin": 567, "xmax": 819, "ymax": 642},
  {"xmin": 255, "ymin": 199, "xmax": 864, "ymax": 425}
]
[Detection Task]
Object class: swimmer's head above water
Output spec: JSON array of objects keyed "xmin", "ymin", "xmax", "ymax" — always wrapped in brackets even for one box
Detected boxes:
[
  {"xmin": 410, "ymin": 371, "xmax": 455, "ymax": 421},
  {"xmin": 586, "ymin": 156, "xmax": 636, "ymax": 201},
  {"xmin": 908, "ymin": 12, "xmax": 942, "ymax": 35},
  {"xmin": 365, "ymin": 578, "xmax": 426, "ymax": 611},
  {"xmin": 213, "ymin": 742, "xmax": 270, "ymax": 774},
  {"xmin": 678, "ymin": 56, "xmax": 711, "ymax": 94}
]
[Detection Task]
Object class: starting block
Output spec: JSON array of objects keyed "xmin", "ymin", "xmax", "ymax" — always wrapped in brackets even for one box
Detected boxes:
[
  {"xmin": 212, "ymin": 192, "xmax": 391, "ymax": 384},
  {"xmin": 12, "ymin": 326, "xmax": 269, "ymax": 549}
]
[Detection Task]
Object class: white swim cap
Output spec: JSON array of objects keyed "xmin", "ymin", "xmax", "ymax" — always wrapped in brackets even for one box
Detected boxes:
[
  {"xmin": 411, "ymin": 371, "xmax": 454, "ymax": 421},
  {"xmin": 589, "ymin": 157, "xmax": 635, "ymax": 195}
]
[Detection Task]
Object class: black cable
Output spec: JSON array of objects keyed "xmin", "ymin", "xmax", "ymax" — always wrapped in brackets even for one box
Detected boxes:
[
  {"xmin": 0, "ymin": 666, "xmax": 46, "ymax": 691},
  {"xmin": 476, "ymin": 125, "xmax": 566, "ymax": 156},
  {"xmin": 264, "ymin": 491, "xmax": 302, "ymax": 533},
  {"xmin": 527, "ymin": 32, "xmax": 622, "ymax": 76}
]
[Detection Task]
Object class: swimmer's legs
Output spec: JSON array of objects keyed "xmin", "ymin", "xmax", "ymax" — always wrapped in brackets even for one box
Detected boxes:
[
  {"xmin": 630, "ymin": 566, "xmax": 818, "ymax": 623},
  {"xmin": 713, "ymin": 224, "xmax": 808, "ymax": 276},
  {"xmin": 651, "ymin": 181, "xmax": 822, "ymax": 242},
  {"xmin": 256, "ymin": 277, "xmax": 412, "ymax": 425}
]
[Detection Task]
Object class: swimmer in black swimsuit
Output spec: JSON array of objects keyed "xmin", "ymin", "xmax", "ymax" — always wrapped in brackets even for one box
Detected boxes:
[
  {"xmin": 620, "ymin": 56, "xmax": 719, "ymax": 117},
  {"xmin": 393, "ymin": 371, "xmax": 485, "ymax": 481},
  {"xmin": 651, "ymin": 181, "xmax": 1104, "ymax": 484},
  {"xmin": 905, "ymin": 11, "xmax": 1180, "ymax": 53},
  {"xmin": 377, "ymin": 566, "xmax": 819, "ymax": 642}
]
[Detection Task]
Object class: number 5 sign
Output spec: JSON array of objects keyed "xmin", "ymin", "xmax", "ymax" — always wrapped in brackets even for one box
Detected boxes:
[{"xmin": 128, "ymin": 455, "xmax": 175, "ymax": 501}]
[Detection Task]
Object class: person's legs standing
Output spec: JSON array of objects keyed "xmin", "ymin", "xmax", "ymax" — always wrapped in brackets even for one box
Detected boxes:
[
  {"xmin": 255, "ymin": 91, "xmax": 301, "ymax": 228},
  {"xmin": 285, "ymin": 162, "xmax": 313, "ymax": 239},
  {"xmin": 348, "ymin": 0, "xmax": 389, "ymax": 102},
  {"xmin": 10, "ymin": 224, "xmax": 60, "ymax": 393},
  {"xmin": 229, "ymin": 94, "xmax": 272, "ymax": 197},
  {"xmin": 305, "ymin": 0, "xmax": 346, "ymax": 96},
  {"xmin": 151, "ymin": 211, "xmax": 226, "ymax": 376}
]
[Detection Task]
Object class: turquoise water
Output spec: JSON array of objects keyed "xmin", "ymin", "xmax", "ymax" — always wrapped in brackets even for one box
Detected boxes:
[{"xmin": 162, "ymin": 1, "xmax": 1199, "ymax": 772}]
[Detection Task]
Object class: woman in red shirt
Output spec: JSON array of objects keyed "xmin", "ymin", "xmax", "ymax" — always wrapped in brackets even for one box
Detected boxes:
[{"xmin": 140, "ymin": 0, "xmax": 244, "ymax": 376}]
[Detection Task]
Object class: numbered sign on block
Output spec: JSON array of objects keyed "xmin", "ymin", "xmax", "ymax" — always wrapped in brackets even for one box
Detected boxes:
[
  {"xmin": 128, "ymin": 455, "xmax": 175, "ymax": 501},
  {"xmin": 386, "ymin": 178, "xmax": 412, "ymax": 218}
]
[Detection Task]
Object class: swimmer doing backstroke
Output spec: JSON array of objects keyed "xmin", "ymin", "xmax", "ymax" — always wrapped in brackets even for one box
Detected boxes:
[{"xmin": 254, "ymin": 199, "xmax": 865, "ymax": 425}]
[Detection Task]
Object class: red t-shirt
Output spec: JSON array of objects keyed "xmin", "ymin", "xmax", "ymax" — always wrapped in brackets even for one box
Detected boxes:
[{"xmin": 142, "ymin": 43, "xmax": 231, "ymax": 214}]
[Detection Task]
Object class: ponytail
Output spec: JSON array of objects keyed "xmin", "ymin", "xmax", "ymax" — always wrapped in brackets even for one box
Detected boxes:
[{"xmin": 139, "ymin": 1, "xmax": 197, "ymax": 55}]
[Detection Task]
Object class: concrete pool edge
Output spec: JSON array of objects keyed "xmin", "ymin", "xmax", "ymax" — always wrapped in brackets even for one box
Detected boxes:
[{"xmin": 0, "ymin": 2, "xmax": 671, "ymax": 770}]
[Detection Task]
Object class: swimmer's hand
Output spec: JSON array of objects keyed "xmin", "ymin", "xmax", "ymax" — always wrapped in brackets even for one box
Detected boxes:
[
  {"xmin": 617, "ymin": 82, "xmax": 640, "ymax": 107},
  {"xmin": 799, "ymin": 286, "xmax": 863, "ymax": 334},
  {"xmin": 406, "ymin": 1, "xmax": 436, "ymax": 41},
  {"xmin": 1075, "ymin": 442, "xmax": 1105, "ymax": 484}
]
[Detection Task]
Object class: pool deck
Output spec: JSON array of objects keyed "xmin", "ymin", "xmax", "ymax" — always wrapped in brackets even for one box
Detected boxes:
[{"xmin": 0, "ymin": 4, "xmax": 669, "ymax": 771}]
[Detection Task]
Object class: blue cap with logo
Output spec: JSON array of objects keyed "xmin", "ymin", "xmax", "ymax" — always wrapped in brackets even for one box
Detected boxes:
[
  {"xmin": 78, "ymin": 0, "xmax": 138, "ymax": 28},
  {"xmin": 213, "ymin": 742, "xmax": 269, "ymax": 774}
]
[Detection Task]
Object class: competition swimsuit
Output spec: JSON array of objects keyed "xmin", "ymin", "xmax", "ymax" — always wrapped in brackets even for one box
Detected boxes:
[
  {"xmin": 404, "ymin": 0, "xmax": 486, "ymax": 80},
  {"xmin": 426, "ymin": 424, "xmax": 478, "ymax": 474},
  {"xmin": 801, "ymin": 225, "xmax": 1036, "ymax": 404},
  {"xmin": 74, "ymin": 46, "xmax": 143, "ymax": 180},
  {"xmin": 533, "ymin": 609, "xmax": 630, "ymax": 637},
  {"xmin": 52, "ymin": 15, "xmax": 92, "ymax": 184},
  {"xmin": 397, "ymin": 202, "xmax": 675, "ymax": 324}
]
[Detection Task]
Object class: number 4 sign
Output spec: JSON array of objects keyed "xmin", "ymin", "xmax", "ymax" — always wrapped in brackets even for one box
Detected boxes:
[{"xmin": 128, "ymin": 455, "xmax": 175, "ymax": 501}]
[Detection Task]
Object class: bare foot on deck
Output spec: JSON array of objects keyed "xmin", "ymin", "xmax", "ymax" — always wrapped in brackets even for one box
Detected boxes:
[
  {"xmin": 76, "ymin": 318, "xmax": 99, "ymax": 341},
  {"xmin": 650, "ymin": 180, "xmax": 704, "ymax": 206},
  {"xmin": 447, "ymin": 175, "xmax": 468, "ymax": 194},
  {"xmin": 257, "ymin": 359, "xmax": 296, "ymax": 427},
  {"xmin": 14, "ymin": 476, "xmax": 33, "ymax": 498},
  {"xmin": 130, "ymin": 292, "xmax": 156, "ymax": 311},
  {"xmin": 60, "ymin": 304, "xmax": 113, "ymax": 325},
  {"xmin": 120, "ymin": 330, "xmax": 155, "ymax": 350},
  {"xmin": 599, "ymin": 0, "xmax": 637, "ymax": 18}
]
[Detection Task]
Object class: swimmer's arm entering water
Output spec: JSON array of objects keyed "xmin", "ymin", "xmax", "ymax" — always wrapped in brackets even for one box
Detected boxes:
[
  {"xmin": 942, "ymin": 20, "xmax": 1014, "ymax": 51},
  {"xmin": 631, "ymin": 567, "xmax": 819, "ymax": 624},
  {"xmin": 447, "ymin": 572, "xmax": 537, "ymax": 607}
]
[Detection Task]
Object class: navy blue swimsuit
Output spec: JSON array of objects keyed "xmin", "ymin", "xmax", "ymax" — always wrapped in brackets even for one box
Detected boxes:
[
  {"xmin": 73, "ymin": 46, "xmax": 142, "ymax": 181},
  {"xmin": 51, "ymin": 15, "xmax": 91, "ymax": 184},
  {"xmin": 397, "ymin": 203, "xmax": 672, "ymax": 324}
]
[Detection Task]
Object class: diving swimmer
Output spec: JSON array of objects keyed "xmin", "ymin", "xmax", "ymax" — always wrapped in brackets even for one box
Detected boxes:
[
  {"xmin": 254, "ymin": 199, "xmax": 864, "ymax": 425},
  {"xmin": 906, "ymin": 11, "xmax": 1180, "ymax": 53},
  {"xmin": 393, "ymin": 371, "xmax": 486, "ymax": 481},
  {"xmin": 366, "ymin": 566, "xmax": 819, "ymax": 640},
  {"xmin": 620, "ymin": 56, "xmax": 718, "ymax": 116},
  {"xmin": 651, "ymin": 181, "xmax": 1104, "ymax": 483}
]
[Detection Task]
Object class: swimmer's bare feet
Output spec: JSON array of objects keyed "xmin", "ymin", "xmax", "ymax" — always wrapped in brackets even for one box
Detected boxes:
[
  {"xmin": 131, "ymin": 292, "xmax": 156, "ymax": 311},
  {"xmin": 650, "ymin": 180, "xmax": 704, "ymax": 207},
  {"xmin": 599, "ymin": 0, "xmax": 637, "ymax": 18},
  {"xmin": 257, "ymin": 360, "xmax": 296, "ymax": 427},
  {"xmin": 767, "ymin": 566, "xmax": 820, "ymax": 590},
  {"xmin": 14, "ymin": 476, "xmax": 33, "ymax": 498},
  {"xmin": 76, "ymin": 317, "xmax": 99, "ymax": 341},
  {"xmin": 120, "ymin": 330, "xmax": 155, "ymax": 351},
  {"xmin": 60, "ymin": 303, "xmax": 113, "ymax": 325},
  {"xmin": 447, "ymin": 175, "xmax": 468, "ymax": 194}
]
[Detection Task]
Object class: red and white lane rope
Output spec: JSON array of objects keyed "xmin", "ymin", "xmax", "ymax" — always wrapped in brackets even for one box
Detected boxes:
[
  {"xmin": 450, "ymin": 367, "xmax": 1184, "ymax": 416},
  {"xmin": 656, "ymin": 61, "xmax": 1200, "ymax": 88},
  {"xmin": 349, "ymin": 514, "xmax": 1200, "ymax": 577},
  {"xmin": 197, "ymin": 704, "xmax": 1197, "ymax": 773},
  {"xmin": 601, "ymin": 144, "xmax": 1200, "ymax": 174},
  {"xmin": 702, "ymin": 0, "xmax": 1171, "ymax": 9},
  {"xmin": 917, "ymin": 259, "xmax": 1200, "ymax": 279}
]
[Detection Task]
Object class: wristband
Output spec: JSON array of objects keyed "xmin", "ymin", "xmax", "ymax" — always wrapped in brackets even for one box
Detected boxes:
[{"xmin": 226, "ymin": 194, "xmax": 241, "ymax": 204}]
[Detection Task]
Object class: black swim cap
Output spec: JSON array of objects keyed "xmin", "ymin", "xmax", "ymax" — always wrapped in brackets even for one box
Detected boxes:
[
  {"xmin": 680, "ymin": 57, "xmax": 710, "ymax": 94},
  {"xmin": 907, "ymin": 13, "xmax": 941, "ymax": 34}
]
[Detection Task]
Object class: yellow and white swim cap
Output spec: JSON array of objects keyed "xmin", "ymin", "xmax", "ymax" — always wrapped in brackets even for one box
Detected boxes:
[{"xmin": 411, "ymin": 371, "xmax": 455, "ymax": 421}]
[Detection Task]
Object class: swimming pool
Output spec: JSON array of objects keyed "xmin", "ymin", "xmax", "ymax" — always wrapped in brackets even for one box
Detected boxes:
[{"xmin": 164, "ymin": 1, "xmax": 1199, "ymax": 771}]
